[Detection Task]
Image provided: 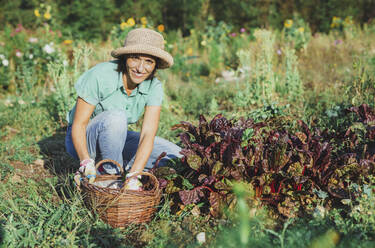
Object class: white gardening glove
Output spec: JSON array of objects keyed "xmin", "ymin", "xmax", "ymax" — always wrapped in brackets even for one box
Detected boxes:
[
  {"xmin": 124, "ymin": 171, "xmax": 142, "ymax": 190},
  {"xmin": 75, "ymin": 158, "xmax": 96, "ymax": 184}
]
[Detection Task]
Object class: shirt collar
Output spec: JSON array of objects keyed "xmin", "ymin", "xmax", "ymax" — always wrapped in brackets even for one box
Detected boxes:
[{"xmin": 137, "ymin": 79, "xmax": 151, "ymax": 94}]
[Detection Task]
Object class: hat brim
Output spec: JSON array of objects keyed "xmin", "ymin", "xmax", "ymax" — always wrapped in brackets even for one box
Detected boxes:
[{"xmin": 111, "ymin": 44, "xmax": 173, "ymax": 69}]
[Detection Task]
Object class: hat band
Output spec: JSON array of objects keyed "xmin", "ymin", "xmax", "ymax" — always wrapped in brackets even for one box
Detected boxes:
[{"xmin": 125, "ymin": 40, "xmax": 164, "ymax": 50}]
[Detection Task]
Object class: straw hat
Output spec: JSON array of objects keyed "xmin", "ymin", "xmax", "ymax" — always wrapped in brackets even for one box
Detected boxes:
[{"xmin": 111, "ymin": 28, "xmax": 173, "ymax": 69}]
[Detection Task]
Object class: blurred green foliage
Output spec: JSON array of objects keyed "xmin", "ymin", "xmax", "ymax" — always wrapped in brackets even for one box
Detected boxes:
[{"xmin": 1, "ymin": 0, "xmax": 374, "ymax": 40}]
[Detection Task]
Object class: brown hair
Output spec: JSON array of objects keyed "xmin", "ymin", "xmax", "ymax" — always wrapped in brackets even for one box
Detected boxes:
[{"xmin": 116, "ymin": 55, "xmax": 159, "ymax": 80}]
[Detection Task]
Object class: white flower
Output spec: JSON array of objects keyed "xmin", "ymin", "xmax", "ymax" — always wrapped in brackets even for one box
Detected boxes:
[
  {"xmin": 2, "ymin": 59, "xmax": 9, "ymax": 66},
  {"xmin": 16, "ymin": 51, "xmax": 22, "ymax": 57},
  {"xmin": 43, "ymin": 44, "xmax": 55, "ymax": 54},
  {"xmin": 29, "ymin": 37, "xmax": 38, "ymax": 43},
  {"xmin": 221, "ymin": 70, "xmax": 236, "ymax": 81},
  {"xmin": 63, "ymin": 60, "xmax": 68, "ymax": 66},
  {"xmin": 196, "ymin": 232, "xmax": 206, "ymax": 244},
  {"xmin": 18, "ymin": 99, "xmax": 25, "ymax": 105},
  {"xmin": 0, "ymin": 54, "xmax": 5, "ymax": 60},
  {"xmin": 29, "ymin": 54, "xmax": 34, "ymax": 59},
  {"xmin": 4, "ymin": 99, "xmax": 13, "ymax": 107}
]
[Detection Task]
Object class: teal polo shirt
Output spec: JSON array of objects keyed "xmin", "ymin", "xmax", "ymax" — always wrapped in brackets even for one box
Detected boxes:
[{"xmin": 67, "ymin": 60, "xmax": 163, "ymax": 125}]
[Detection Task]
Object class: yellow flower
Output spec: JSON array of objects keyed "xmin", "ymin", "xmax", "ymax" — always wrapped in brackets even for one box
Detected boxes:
[
  {"xmin": 298, "ymin": 27, "xmax": 304, "ymax": 33},
  {"xmin": 127, "ymin": 17, "xmax": 135, "ymax": 27},
  {"xmin": 63, "ymin": 40, "xmax": 73, "ymax": 45},
  {"xmin": 140, "ymin": 17, "xmax": 147, "ymax": 25},
  {"xmin": 186, "ymin": 47, "xmax": 193, "ymax": 56},
  {"xmin": 284, "ymin": 19, "xmax": 293, "ymax": 28},
  {"xmin": 330, "ymin": 23, "xmax": 336, "ymax": 28},
  {"xmin": 120, "ymin": 21, "xmax": 129, "ymax": 30},
  {"xmin": 34, "ymin": 9, "xmax": 40, "ymax": 17},
  {"xmin": 157, "ymin": 24, "xmax": 165, "ymax": 32},
  {"xmin": 44, "ymin": 12, "xmax": 51, "ymax": 20}
]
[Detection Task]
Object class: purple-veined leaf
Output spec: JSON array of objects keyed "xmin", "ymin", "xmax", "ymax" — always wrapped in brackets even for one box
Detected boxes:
[
  {"xmin": 209, "ymin": 192, "xmax": 222, "ymax": 218},
  {"xmin": 150, "ymin": 152, "xmax": 167, "ymax": 172},
  {"xmin": 209, "ymin": 114, "xmax": 231, "ymax": 133},
  {"xmin": 212, "ymin": 161, "xmax": 223, "ymax": 175},
  {"xmin": 179, "ymin": 186, "xmax": 212, "ymax": 205},
  {"xmin": 297, "ymin": 120, "xmax": 312, "ymax": 142},
  {"xmin": 153, "ymin": 166, "xmax": 177, "ymax": 178},
  {"xmin": 179, "ymin": 189, "xmax": 201, "ymax": 205},
  {"xmin": 179, "ymin": 132, "xmax": 191, "ymax": 148},
  {"xmin": 180, "ymin": 149, "xmax": 203, "ymax": 171},
  {"xmin": 186, "ymin": 153, "xmax": 202, "ymax": 171},
  {"xmin": 198, "ymin": 174, "xmax": 208, "ymax": 183},
  {"xmin": 192, "ymin": 143, "xmax": 206, "ymax": 156},
  {"xmin": 199, "ymin": 114, "xmax": 209, "ymax": 136},
  {"xmin": 172, "ymin": 121, "xmax": 198, "ymax": 137},
  {"xmin": 158, "ymin": 178, "xmax": 168, "ymax": 189},
  {"xmin": 295, "ymin": 132, "xmax": 307, "ymax": 144},
  {"xmin": 230, "ymin": 169, "xmax": 242, "ymax": 180},
  {"xmin": 214, "ymin": 180, "xmax": 230, "ymax": 191}
]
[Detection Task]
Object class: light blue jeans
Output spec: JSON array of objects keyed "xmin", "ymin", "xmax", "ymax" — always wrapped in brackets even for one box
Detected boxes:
[{"xmin": 65, "ymin": 110, "xmax": 182, "ymax": 174}]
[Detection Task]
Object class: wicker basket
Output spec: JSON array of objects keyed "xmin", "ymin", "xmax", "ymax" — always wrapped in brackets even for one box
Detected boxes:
[{"xmin": 80, "ymin": 159, "xmax": 161, "ymax": 227}]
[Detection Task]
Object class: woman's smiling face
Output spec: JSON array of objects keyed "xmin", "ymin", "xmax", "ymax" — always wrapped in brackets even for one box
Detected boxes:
[{"xmin": 126, "ymin": 54, "xmax": 156, "ymax": 85}]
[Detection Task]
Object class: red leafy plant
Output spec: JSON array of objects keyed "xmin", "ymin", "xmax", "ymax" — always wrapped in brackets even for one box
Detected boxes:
[
  {"xmin": 154, "ymin": 108, "xmax": 375, "ymax": 218},
  {"xmin": 344, "ymin": 104, "xmax": 375, "ymax": 152}
]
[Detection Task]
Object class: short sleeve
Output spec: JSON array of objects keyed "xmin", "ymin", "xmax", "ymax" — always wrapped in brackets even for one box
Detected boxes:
[
  {"xmin": 146, "ymin": 79, "xmax": 164, "ymax": 106},
  {"xmin": 74, "ymin": 69, "xmax": 100, "ymax": 106}
]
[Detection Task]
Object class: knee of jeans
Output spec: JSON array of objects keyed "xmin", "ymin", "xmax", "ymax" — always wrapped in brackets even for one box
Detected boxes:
[{"xmin": 100, "ymin": 110, "xmax": 128, "ymax": 132}]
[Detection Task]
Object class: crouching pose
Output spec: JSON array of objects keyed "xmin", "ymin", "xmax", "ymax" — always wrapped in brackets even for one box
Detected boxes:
[{"xmin": 65, "ymin": 28, "xmax": 182, "ymax": 189}]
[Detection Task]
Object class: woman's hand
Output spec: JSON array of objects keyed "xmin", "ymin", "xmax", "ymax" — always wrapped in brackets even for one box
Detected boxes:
[
  {"xmin": 124, "ymin": 171, "xmax": 142, "ymax": 190},
  {"xmin": 129, "ymin": 105, "xmax": 161, "ymax": 173},
  {"xmin": 79, "ymin": 158, "xmax": 96, "ymax": 181},
  {"xmin": 74, "ymin": 158, "xmax": 96, "ymax": 186}
]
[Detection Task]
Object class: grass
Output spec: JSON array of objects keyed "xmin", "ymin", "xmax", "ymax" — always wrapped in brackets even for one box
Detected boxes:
[{"xmin": 1, "ymin": 25, "xmax": 375, "ymax": 247}]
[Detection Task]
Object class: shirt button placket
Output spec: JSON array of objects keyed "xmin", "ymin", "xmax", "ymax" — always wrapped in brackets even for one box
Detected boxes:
[{"xmin": 125, "ymin": 95, "xmax": 129, "ymax": 110}]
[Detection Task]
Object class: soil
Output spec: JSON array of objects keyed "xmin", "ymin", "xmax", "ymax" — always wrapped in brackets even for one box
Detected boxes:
[{"xmin": 9, "ymin": 159, "xmax": 54, "ymax": 183}]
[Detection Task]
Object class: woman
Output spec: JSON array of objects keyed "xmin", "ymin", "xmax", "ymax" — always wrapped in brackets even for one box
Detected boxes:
[{"xmin": 65, "ymin": 28, "xmax": 182, "ymax": 189}]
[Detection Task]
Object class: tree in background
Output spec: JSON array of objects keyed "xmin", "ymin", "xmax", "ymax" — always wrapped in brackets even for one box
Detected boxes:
[
  {"xmin": 57, "ymin": 0, "xmax": 116, "ymax": 40},
  {"xmin": 0, "ymin": 0, "xmax": 374, "ymax": 40}
]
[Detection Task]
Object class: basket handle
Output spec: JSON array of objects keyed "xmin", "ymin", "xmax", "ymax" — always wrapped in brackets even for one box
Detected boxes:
[
  {"xmin": 123, "ymin": 171, "xmax": 159, "ymax": 193},
  {"xmin": 95, "ymin": 159, "xmax": 124, "ymax": 175}
]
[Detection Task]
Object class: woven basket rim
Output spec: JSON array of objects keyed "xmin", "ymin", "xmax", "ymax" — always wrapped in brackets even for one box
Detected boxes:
[{"xmin": 80, "ymin": 159, "xmax": 160, "ymax": 195}]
